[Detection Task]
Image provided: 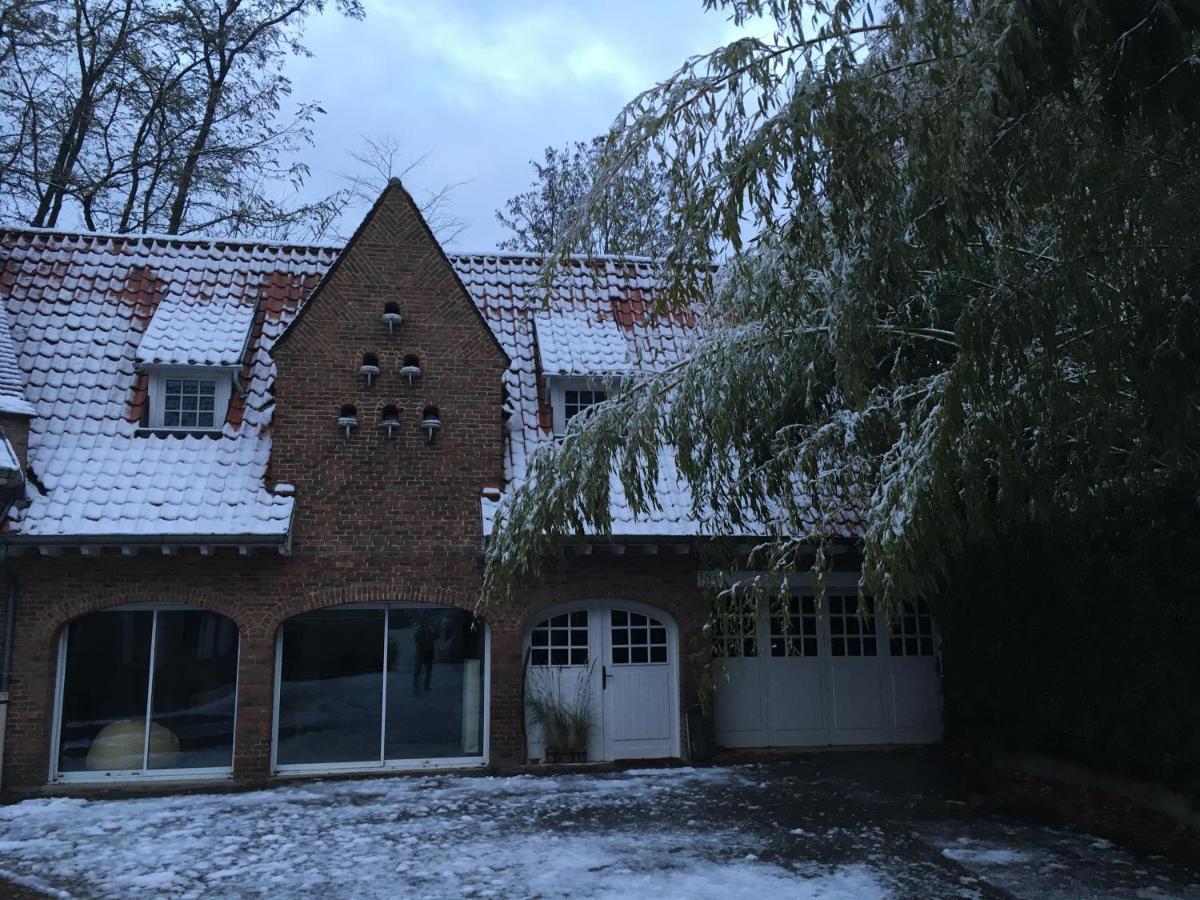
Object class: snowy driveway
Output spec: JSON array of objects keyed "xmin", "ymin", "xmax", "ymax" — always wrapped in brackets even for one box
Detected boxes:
[{"xmin": 0, "ymin": 755, "xmax": 1197, "ymax": 899}]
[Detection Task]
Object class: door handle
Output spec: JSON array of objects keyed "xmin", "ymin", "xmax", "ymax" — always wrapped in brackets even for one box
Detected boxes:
[{"xmin": 602, "ymin": 665, "xmax": 609, "ymax": 690}]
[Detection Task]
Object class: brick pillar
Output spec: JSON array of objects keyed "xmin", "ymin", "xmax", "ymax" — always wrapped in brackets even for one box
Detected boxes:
[
  {"xmin": 487, "ymin": 626, "xmax": 526, "ymax": 764},
  {"xmin": 233, "ymin": 630, "xmax": 276, "ymax": 780}
]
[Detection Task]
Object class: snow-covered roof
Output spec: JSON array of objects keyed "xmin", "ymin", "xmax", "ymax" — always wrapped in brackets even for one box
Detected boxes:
[
  {"xmin": 532, "ymin": 309, "xmax": 632, "ymax": 375},
  {"xmin": 0, "ymin": 228, "xmax": 857, "ymax": 544},
  {"xmin": 457, "ymin": 254, "xmax": 742, "ymax": 539},
  {"xmin": 0, "ymin": 228, "xmax": 335, "ymax": 543},
  {"xmin": 136, "ymin": 290, "xmax": 257, "ymax": 368},
  {"xmin": 0, "ymin": 311, "xmax": 34, "ymax": 416}
]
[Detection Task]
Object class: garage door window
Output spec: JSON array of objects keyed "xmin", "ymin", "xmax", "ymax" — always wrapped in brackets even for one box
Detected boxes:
[
  {"xmin": 827, "ymin": 595, "xmax": 877, "ymax": 657},
  {"xmin": 711, "ymin": 596, "xmax": 758, "ymax": 657},
  {"xmin": 770, "ymin": 594, "xmax": 819, "ymax": 657},
  {"xmin": 890, "ymin": 601, "xmax": 935, "ymax": 656}
]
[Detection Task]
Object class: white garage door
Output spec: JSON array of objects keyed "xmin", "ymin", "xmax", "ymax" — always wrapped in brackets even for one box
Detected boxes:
[{"xmin": 713, "ymin": 583, "xmax": 941, "ymax": 748}]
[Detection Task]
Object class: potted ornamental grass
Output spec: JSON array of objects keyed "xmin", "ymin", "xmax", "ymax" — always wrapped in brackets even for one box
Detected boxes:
[{"xmin": 525, "ymin": 661, "xmax": 594, "ymax": 764}]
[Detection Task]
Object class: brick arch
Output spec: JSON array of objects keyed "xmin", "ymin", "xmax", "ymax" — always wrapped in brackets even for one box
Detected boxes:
[
  {"xmin": 30, "ymin": 586, "xmax": 246, "ymax": 648},
  {"xmin": 518, "ymin": 587, "xmax": 692, "ymax": 639},
  {"xmin": 255, "ymin": 580, "xmax": 492, "ymax": 641}
]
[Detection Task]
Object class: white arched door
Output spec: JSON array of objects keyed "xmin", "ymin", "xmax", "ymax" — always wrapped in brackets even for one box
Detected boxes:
[{"xmin": 526, "ymin": 601, "xmax": 680, "ymax": 762}]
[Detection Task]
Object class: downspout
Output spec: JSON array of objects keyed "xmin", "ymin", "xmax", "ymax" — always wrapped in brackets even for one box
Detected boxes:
[{"xmin": 0, "ymin": 544, "xmax": 14, "ymax": 793}]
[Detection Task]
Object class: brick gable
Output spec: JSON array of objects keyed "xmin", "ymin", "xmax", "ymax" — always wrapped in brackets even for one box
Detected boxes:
[{"xmin": 269, "ymin": 180, "xmax": 508, "ymax": 575}]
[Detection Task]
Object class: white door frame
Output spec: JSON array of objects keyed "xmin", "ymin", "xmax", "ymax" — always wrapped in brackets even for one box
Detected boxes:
[{"xmin": 524, "ymin": 599, "xmax": 681, "ymax": 762}]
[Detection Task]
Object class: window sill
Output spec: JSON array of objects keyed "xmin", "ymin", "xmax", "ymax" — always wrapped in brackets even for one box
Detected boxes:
[{"xmin": 135, "ymin": 426, "xmax": 224, "ymax": 437}]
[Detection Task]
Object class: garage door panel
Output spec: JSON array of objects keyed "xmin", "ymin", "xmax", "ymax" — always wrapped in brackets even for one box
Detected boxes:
[
  {"xmin": 766, "ymin": 659, "xmax": 826, "ymax": 745},
  {"xmin": 713, "ymin": 657, "xmax": 766, "ymax": 746},
  {"xmin": 887, "ymin": 601, "xmax": 942, "ymax": 741},
  {"xmin": 828, "ymin": 661, "xmax": 888, "ymax": 742},
  {"xmin": 889, "ymin": 662, "xmax": 941, "ymax": 741}
]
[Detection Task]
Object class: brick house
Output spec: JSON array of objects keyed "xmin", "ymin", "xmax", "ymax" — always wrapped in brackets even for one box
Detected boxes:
[{"xmin": 0, "ymin": 182, "xmax": 940, "ymax": 791}]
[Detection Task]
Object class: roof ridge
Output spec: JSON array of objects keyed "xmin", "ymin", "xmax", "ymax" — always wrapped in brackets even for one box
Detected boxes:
[
  {"xmin": 448, "ymin": 248, "xmax": 662, "ymax": 264},
  {"xmin": 0, "ymin": 223, "xmax": 342, "ymax": 254}
]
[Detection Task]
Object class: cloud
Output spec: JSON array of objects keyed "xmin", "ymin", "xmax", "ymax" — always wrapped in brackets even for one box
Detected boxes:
[
  {"xmin": 288, "ymin": 0, "xmax": 769, "ymax": 248},
  {"xmin": 363, "ymin": 0, "xmax": 648, "ymax": 106}
]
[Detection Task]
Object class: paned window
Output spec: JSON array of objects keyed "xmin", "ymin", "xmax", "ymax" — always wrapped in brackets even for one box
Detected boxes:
[
  {"xmin": 827, "ymin": 594, "xmax": 877, "ymax": 657},
  {"xmin": 610, "ymin": 609, "xmax": 667, "ymax": 664},
  {"xmin": 563, "ymin": 388, "xmax": 606, "ymax": 425},
  {"xmin": 890, "ymin": 600, "xmax": 935, "ymax": 657},
  {"xmin": 529, "ymin": 611, "xmax": 589, "ymax": 667},
  {"xmin": 163, "ymin": 378, "xmax": 217, "ymax": 428},
  {"xmin": 770, "ymin": 594, "xmax": 819, "ymax": 657},
  {"xmin": 710, "ymin": 596, "xmax": 758, "ymax": 658}
]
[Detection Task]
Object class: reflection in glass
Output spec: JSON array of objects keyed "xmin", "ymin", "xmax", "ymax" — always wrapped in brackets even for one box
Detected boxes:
[
  {"xmin": 384, "ymin": 608, "xmax": 484, "ymax": 760},
  {"xmin": 56, "ymin": 609, "xmax": 239, "ymax": 775},
  {"xmin": 274, "ymin": 606, "xmax": 486, "ymax": 768},
  {"xmin": 276, "ymin": 609, "xmax": 385, "ymax": 765},
  {"xmin": 149, "ymin": 611, "xmax": 238, "ymax": 769},
  {"xmin": 58, "ymin": 611, "xmax": 153, "ymax": 773}
]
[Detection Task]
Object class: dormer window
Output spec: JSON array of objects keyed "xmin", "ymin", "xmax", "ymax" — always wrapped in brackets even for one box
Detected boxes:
[
  {"xmin": 146, "ymin": 368, "xmax": 234, "ymax": 432},
  {"xmin": 164, "ymin": 376, "xmax": 216, "ymax": 428},
  {"xmin": 135, "ymin": 291, "xmax": 253, "ymax": 433},
  {"xmin": 550, "ymin": 376, "xmax": 616, "ymax": 435},
  {"xmin": 564, "ymin": 387, "xmax": 606, "ymax": 424}
]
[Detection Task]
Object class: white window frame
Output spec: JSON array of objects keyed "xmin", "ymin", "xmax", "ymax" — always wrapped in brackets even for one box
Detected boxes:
[
  {"xmin": 270, "ymin": 603, "xmax": 491, "ymax": 776},
  {"xmin": 143, "ymin": 366, "xmax": 235, "ymax": 432},
  {"xmin": 49, "ymin": 604, "xmax": 239, "ymax": 784},
  {"xmin": 549, "ymin": 375, "xmax": 620, "ymax": 435}
]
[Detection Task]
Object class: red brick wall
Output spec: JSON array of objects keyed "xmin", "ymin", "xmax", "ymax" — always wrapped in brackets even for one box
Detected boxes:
[{"xmin": 0, "ymin": 184, "xmax": 718, "ymax": 790}]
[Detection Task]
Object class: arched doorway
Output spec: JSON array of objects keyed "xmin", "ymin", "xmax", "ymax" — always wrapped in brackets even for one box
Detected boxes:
[{"xmin": 524, "ymin": 600, "xmax": 680, "ymax": 762}]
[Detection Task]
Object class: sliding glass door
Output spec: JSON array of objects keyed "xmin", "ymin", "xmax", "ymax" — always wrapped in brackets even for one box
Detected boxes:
[
  {"xmin": 54, "ymin": 608, "xmax": 239, "ymax": 780},
  {"xmin": 274, "ymin": 605, "xmax": 487, "ymax": 771}
]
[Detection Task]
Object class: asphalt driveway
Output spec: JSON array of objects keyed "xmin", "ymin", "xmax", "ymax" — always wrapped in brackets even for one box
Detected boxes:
[{"xmin": 0, "ymin": 753, "xmax": 1196, "ymax": 898}]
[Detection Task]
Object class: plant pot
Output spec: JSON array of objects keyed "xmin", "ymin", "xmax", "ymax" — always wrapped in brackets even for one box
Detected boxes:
[{"xmin": 685, "ymin": 705, "xmax": 716, "ymax": 763}]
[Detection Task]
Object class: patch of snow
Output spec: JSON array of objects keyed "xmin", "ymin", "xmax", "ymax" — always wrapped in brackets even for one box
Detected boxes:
[{"xmin": 0, "ymin": 768, "xmax": 891, "ymax": 900}]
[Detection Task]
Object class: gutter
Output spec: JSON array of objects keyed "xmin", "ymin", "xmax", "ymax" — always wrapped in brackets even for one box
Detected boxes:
[
  {"xmin": 0, "ymin": 546, "xmax": 13, "ymax": 792},
  {"xmin": 1, "ymin": 531, "xmax": 291, "ymax": 555}
]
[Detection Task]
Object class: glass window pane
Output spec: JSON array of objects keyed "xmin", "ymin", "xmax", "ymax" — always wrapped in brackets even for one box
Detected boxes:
[
  {"xmin": 57, "ymin": 611, "xmax": 153, "ymax": 774},
  {"xmin": 650, "ymin": 646, "xmax": 666, "ymax": 663},
  {"xmin": 385, "ymin": 608, "xmax": 485, "ymax": 761},
  {"xmin": 276, "ymin": 609, "xmax": 385, "ymax": 766},
  {"xmin": 148, "ymin": 611, "xmax": 238, "ymax": 770}
]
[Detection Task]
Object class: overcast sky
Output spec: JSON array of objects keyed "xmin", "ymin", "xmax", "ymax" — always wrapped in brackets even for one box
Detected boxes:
[{"xmin": 286, "ymin": 0, "xmax": 760, "ymax": 251}]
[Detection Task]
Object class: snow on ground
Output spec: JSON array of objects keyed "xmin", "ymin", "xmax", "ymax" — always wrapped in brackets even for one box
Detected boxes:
[
  {"xmin": 0, "ymin": 761, "xmax": 1197, "ymax": 899},
  {"xmin": 0, "ymin": 768, "xmax": 888, "ymax": 899}
]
